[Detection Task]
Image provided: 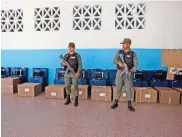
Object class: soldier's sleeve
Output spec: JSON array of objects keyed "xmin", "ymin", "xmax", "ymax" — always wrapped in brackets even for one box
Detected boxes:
[
  {"xmin": 77, "ymin": 54, "xmax": 82, "ymax": 74},
  {"xmin": 130, "ymin": 52, "xmax": 138, "ymax": 72},
  {"xmin": 113, "ymin": 51, "xmax": 121, "ymax": 65},
  {"xmin": 61, "ymin": 54, "xmax": 67, "ymax": 67}
]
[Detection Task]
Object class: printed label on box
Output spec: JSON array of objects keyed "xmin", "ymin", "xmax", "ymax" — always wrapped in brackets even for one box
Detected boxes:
[
  {"xmin": 24, "ymin": 88, "xmax": 29, "ymax": 92},
  {"xmin": 177, "ymin": 68, "xmax": 182, "ymax": 75},
  {"xmin": 178, "ymin": 72, "xmax": 182, "ymax": 75},
  {"xmin": 99, "ymin": 93, "xmax": 105, "ymax": 97},
  {"xmin": 51, "ymin": 92, "xmax": 56, "ymax": 96},
  {"xmin": 79, "ymin": 91, "xmax": 82, "ymax": 95},
  {"xmin": 122, "ymin": 93, "xmax": 126, "ymax": 97},
  {"xmin": 169, "ymin": 67, "xmax": 178, "ymax": 74},
  {"xmin": 145, "ymin": 94, "xmax": 151, "ymax": 98}
]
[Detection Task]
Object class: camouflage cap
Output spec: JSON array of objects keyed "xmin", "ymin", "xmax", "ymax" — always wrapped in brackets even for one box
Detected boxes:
[{"xmin": 120, "ymin": 38, "xmax": 132, "ymax": 45}]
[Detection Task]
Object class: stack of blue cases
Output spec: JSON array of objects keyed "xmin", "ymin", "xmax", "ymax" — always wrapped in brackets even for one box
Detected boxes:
[
  {"xmin": 54, "ymin": 68, "xmax": 65, "ymax": 85},
  {"xmin": 1, "ymin": 67, "xmax": 11, "ymax": 78},
  {"xmin": 145, "ymin": 70, "xmax": 154, "ymax": 81},
  {"xmin": 29, "ymin": 68, "xmax": 48, "ymax": 90},
  {"xmin": 145, "ymin": 70, "xmax": 154, "ymax": 86},
  {"xmin": 10, "ymin": 67, "xmax": 28, "ymax": 83},
  {"xmin": 109, "ymin": 70, "xmax": 150, "ymax": 87},
  {"xmin": 133, "ymin": 70, "xmax": 149, "ymax": 87},
  {"xmin": 82, "ymin": 69, "xmax": 91, "ymax": 97},
  {"xmin": 39, "ymin": 68, "xmax": 48, "ymax": 86},
  {"xmin": 54, "ymin": 68, "xmax": 90, "ymax": 85},
  {"xmin": 169, "ymin": 74, "xmax": 182, "ymax": 88},
  {"xmin": 108, "ymin": 69, "xmax": 117, "ymax": 86},
  {"xmin": 169, "ymin": 80, "xmax": 182, "ymax": 88},
  {"xmin": 90, "ymin": 69, "xmax": 109, "ymax": 86},
  {"xmin": 78, "ymin": 69, "xmax": 91, "ymax": 85},
  {"xmin": 83, "ymin": 69, "xmax": 91, "ymax": 83},
  {"xmin": 151, "ymin": 70, "xmax": 168, "ymax": 87}
]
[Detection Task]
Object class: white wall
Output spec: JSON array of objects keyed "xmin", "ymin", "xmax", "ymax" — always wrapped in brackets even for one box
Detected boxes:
[{"xmin": 1, "ymin": 0, "xmax": 182, "ymax": 49}]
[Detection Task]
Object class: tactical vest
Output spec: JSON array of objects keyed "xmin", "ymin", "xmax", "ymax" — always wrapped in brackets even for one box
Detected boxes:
[
  {"xmin": 64, "ymin": 52, "xmax": 78, "ymax": 73},
  {"xmin": 117, "ymin": 50, "xmax": 134, "ymax": 70}
]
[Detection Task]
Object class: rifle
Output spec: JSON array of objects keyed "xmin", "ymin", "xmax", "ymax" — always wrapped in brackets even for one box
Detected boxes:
[
  {"xmin": 119, "ymin": 54, "xmax": 134, "ymax": 91},
  {"xmin": 119, "ymin": 54, "xmax": 129, "ymax": 77},
  {"xmin": 59, "ymin": 55, "xmax": 75, "ymax": 75}
]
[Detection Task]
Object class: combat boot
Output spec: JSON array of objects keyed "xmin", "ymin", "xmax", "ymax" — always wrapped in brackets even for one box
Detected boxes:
[
  {"xmin": 74, "ymin": 96, "xmax": 79, "ymax": 107},
  {"xmin": 64, "ymin": 95, "xmax": 71, "ymax": 105},
  {"xmin": 111, "ymin": 99, "xmax": 118, "ymax": 109},
  {"xmin": 128, "ymin": 101, "xmax": 135, "ymax": 112}
]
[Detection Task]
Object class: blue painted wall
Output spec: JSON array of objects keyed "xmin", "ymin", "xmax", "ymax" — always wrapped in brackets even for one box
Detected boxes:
[{"xmin": 1, "ymin": 49, "xmax": 166, "ymax": 84}]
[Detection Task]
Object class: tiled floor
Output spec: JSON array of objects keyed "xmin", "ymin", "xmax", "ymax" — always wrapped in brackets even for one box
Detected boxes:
[{"xmin": 2, "ymin": 93, "xmax": 182, "ymax": 137}]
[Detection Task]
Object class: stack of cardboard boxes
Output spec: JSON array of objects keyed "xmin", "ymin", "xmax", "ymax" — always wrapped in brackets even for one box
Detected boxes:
[
  {"xmin": 135, "ymin": 87, "xmax": 157, "ymax": 103},
  {"xmin": 162, "ymin": 49, "xmax": 182, "ymax": 81},
  {"xmin": 91, "ymin": 86, "xmax": 112, "ymax": 101},
  {"xmin": 155, "ymin": 87, "xmax": 180, "ymax": 104},
  {"xmin": 45, "ymin": 85, "xmax": 65, "ymax": 99},
  {"xmin": 18, "ymin": 83, "xmax": 42, "ymax": 97},
  {"xmin": 153, "ymin": 49, "xmax": 182, "ymax": 104},
  {"xmin": 45, "ymin": 84, "xmax": 89, "ymax": 100},
  {"xmin": 1, "ymin": 75, "xmax": 42, "ymax": 97},
  {"xmin": 45, "ymin": 69, "xmax": 90, "ymax": 100},
  {"xmin": 174, "ymin": 88, "xmax": 182, "ymax": 103},
  {"xmin": 90, "ymin": 70, "xmax": 112, "ymax": 101},
  {"xmin": 1, "ymin": 77, "xmax": 20, "ymax": 93}
]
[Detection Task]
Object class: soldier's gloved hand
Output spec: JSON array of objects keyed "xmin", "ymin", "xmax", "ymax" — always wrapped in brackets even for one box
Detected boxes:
[
  {"xmin": 128, "ymin": 72, "xmax": 131, "ymax": 76},
  {"xmin": 118, "ymin": 62, "xmax": 124, "ymax": 68},
  {"xmin": 74, "ymin": 72, "xmax": 80, "ymax": 79},
  {"xmin": 61, "ymin": 62, "xmax": 66, "ymax": 67}
]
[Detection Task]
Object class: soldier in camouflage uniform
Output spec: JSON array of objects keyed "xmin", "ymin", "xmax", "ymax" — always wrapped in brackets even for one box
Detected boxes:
[
  {"xmin": 61, "ymin": 42, "xmax": 82, "ymax": 107},
  {"xmin": 111, "ymin": 38, "xmax": 138, "ymax": 112}
]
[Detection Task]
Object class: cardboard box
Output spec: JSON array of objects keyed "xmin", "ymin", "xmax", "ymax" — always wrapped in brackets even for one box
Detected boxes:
[
  {"xmin": 91, "ymin": 86, "xmax": 112, "ymax": 101},
  {"xmin": 71, "ymin": 85, "xmax": 88, "ymax": 100},
  {"xmin": 112, "ymin": 86, "xmax": 134, "ymax": 101},
  {"xmin": 166, "ymin": 67, "xmax": 182, "ymax": 80},
  {"xmin": 155, "ymin": 87, "xmax": 180, "ymax": 105},
  {"xmin": 45, "ymin": 85, "xmax": 65, "ymax": 99},
  {"xmin": 166, "ymin": 72, "xmax": 175, "ymax": 80},
  {"xmin": 135, "ymin": 87, "xmax": 157, "ymax": 103},
  {"xmin": 166, "ymin": 67, "xmax": 176, "ymax": 80},
  {"xmin": 18, "ymin": 83, "xmax": 42, "ymax": 97},
  {"xmin": 174, "ymin": 88, "xmax": 182, "ymax": 104},
  {"xmin": 162, "ymin": 50, "xmax": 182, "ymax": 80},
  {"xmin": 1, "ymin": 77, "xmax": 20, "ymax": 93},
  {"xmin": 162, "ymin": 49, "xmax": 182, "ymax": 68}
]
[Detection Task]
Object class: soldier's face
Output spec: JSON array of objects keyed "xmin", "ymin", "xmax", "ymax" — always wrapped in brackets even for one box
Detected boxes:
[
  {"xmin": 69, "ymin": 47, "xmax": 75, "ymax": 53},
  {"xmin": 122, "ymin": 43, "xmax": 130, "ymax": 50}
]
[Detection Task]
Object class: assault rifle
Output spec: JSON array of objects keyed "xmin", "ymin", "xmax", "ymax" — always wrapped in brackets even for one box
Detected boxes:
[{"xmin": 59, "ymin": 55, "xmax": 75, "ymax": 75}]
